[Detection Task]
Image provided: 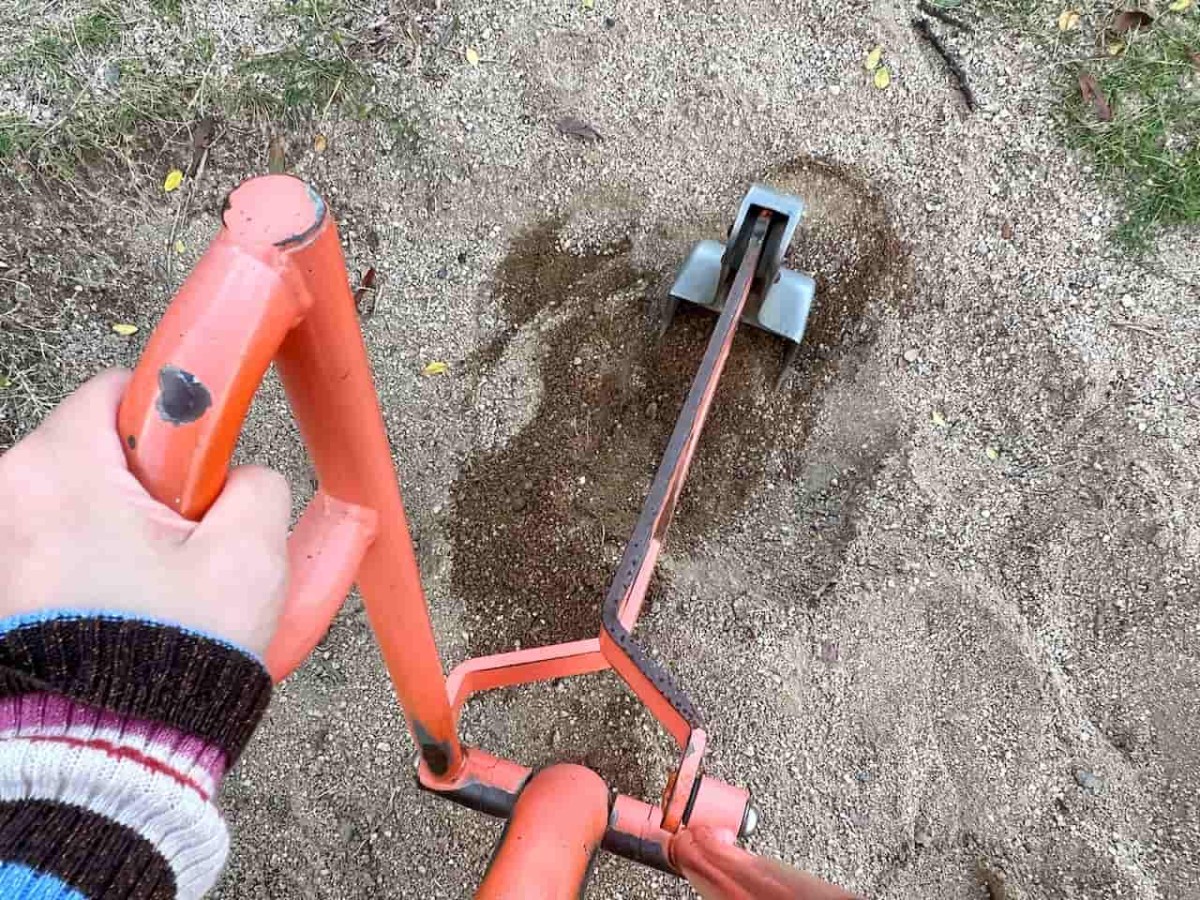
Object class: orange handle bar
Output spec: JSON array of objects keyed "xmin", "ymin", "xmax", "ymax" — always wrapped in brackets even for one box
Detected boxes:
[{"xmin": 118, "ymin": 175, "xmax": 463, "ymax": 776}]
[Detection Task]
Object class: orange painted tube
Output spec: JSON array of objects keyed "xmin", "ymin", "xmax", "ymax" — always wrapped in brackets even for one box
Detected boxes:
[
  {"xmin": 118, "ymin": 174, "xmax": 463, "ymax": 777},
  {"xmin": 475, "ymin": 765, "xmax": 609, "ymax": 899}
]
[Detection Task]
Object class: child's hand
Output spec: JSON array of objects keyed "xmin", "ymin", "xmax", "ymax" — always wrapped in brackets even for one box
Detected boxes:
[{"xmin": 0, "ymin": 369, "xmax": 291, "ymax": 655}]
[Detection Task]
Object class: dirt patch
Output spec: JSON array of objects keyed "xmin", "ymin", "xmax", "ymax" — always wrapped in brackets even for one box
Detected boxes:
[
  {"xmin": 0, "ymin": 176, "xmax": 154, "ymax": 448},
  {"xmin": 449, "ymin": 156, "xmax": 909, "ymax": 659}
]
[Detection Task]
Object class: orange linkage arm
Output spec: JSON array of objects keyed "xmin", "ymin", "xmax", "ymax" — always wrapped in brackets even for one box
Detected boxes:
[{"xmin": 118, "ymin": 174, "xmax": 463, "ymax": 779}]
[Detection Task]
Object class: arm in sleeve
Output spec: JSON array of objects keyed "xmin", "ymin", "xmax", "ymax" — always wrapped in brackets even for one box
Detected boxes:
[{"xmin": 0, "ymin": 610, "xmax": 272, "ymax": 900}]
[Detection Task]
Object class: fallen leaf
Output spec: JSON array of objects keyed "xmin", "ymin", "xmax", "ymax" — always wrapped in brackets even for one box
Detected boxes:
[
  {"xmin": 556, "ymin": 116, "xmax": 603, "ymax": 143},
  {"xmin": 1107, "ymin": 39, "xmax": 1126, "ymax": 56},
  {"xmin": 354, "ymin": 267, "xmax": 377, "ymax": 316},
  {"xmin": 583, "ymin": 0, "xmax": 595, "ymax": 8},
  {"xmin": 112, "ymin": 323, "xmax": 139, "ymax": 337},
  {"xmin": 932, "ymin": 410, "xmax": 948, "ymax": 427},
  {"xmin": 1112, "ymin": 9, "xmax": 1153, "ymax": 32},
  {"xmin": 1168, "ymin": 0, "xmax": 1192, "ymax": 11},
  {"xmin": 267, "ymin": 135, "xmax": 286, "ymax": 173},
  {"xmin": 174, "ymin": 239, "xmax": 186, "ymax": 253},
  {"xmin": 1191, "ymin": 51, "xmax": 1200, "ymax": 70},
  {"xmin": 1001, "ymin": 220, "xmax": 1014, "ymax": 240},
  {"xmin": 1078, "ymin": 72, "xmax": 1113, "ymax": 122},
  {"xmin": 163, "ymin": 169, "xmax": 184, "ymax": 193},
  {"xmin": 465, "ymin": 46, "xmax": 480, "ymax": 66},
  {"xmin": 873, "ymin": 65, "xmax": 892, "ymax": 89},
  {"xmin": 313, "ymin": 133, "xmax": 328, "ymax": 154},
  {"xmin": 1058, "ymin": 8, "xmax": 1081, "ymax": 30},
  {"xmin": 985, "ymin": 446, "xmax": 1000, "ymax": 460},
  {"xmin": 865, "ymin": 45, "xmax": 883, "ymax": 71},
  {"xmin": 421, "ymin": 361, "xmax": 449, "ymax": 376},
  {"xmin": 0, "ymin": 375, "xmax": 11, "ymax": 389}
]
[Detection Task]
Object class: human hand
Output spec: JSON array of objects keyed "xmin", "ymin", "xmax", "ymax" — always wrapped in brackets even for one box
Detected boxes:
[
  {"xmin": 675, "ymin": 827, "xmax": 862, "ymax": 900},
  {"xmin": 0, "ymin": 369, "xmax": 291, "ymax": 655}
]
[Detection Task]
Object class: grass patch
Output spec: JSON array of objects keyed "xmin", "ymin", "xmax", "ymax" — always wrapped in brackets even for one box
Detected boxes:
[
  {"xmin": 955, "ymin": 0, "xmax": 1199, "ymax": 247},
  {"xmin": 0, "ymin": 0, "xmax": 419, "ymax": 178},
  {"xmin": 1062, "ymin": 10, "xmax": 1200, "ymax": 246},
  {"xmin": 148, "ymin": 0, "xmax": 182, "ymax": 20},
  {"xmin": 74, "ymin": 4, "xmax": 122, "ymax": 50}
]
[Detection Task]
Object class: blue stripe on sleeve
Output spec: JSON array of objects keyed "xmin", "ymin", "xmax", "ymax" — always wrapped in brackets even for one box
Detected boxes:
[{"xmin": 0, "ymin": 862, "xmax": 88, "ymax": 900}]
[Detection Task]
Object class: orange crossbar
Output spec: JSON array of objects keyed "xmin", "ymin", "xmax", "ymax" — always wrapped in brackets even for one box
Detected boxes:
[{"xmin": 446, "ymin": 639, "xmax": 608, "ymax": 717}]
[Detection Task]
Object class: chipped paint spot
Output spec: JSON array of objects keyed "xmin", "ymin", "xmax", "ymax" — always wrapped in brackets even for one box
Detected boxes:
[
  {"xmin": 412, "ymin": 720, "xmax": 453, "ymax": 776},
  {"xmin": 156, "ymin": 365, "xmax": 212, "ymax": 425},
  {"xmin": 273, "ymin": 182, "xmax": 327, "ymax": 248}
]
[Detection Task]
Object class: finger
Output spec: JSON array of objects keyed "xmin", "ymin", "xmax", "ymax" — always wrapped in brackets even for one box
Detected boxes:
[
  {"xmin": 190, "ymin": 465, "xmax": 291, "ymax": 549},
  {"xmin": 38, "ymin": 369, "xmax": 131, "ymax": 458}
]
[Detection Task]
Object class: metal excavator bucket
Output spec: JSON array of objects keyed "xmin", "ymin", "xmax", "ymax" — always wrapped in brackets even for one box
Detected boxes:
[{"xmin": 664, "ymin": 184, "xmax": 816, "ymax": 384}]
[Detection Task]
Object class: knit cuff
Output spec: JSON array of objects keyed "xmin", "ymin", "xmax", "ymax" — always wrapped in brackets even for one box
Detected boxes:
[
  {"xmin": 0, "ymin": 612, "xmax": 271, "ymax": 765},
  {"xmin": 0, "ymin": 801, "xmax": 177, "ymax": 899},
  {"xmin": 0, "ymin": 611, "xmax": 270, "ymax": 899}
]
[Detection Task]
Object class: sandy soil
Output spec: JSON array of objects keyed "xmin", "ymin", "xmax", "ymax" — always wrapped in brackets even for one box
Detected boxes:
[{"xmin": 3, "ymin": 1, "xmax": 1200, "ymax": 898}]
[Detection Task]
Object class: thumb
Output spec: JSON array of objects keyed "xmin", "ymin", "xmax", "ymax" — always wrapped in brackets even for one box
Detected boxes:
[
  {"xmin": 190, "ymin": 465, "xmax": 292, "ymax": 550},
  {"xmin": 181, "ymin": 465, "xmax": 292, "ymax": 654}
]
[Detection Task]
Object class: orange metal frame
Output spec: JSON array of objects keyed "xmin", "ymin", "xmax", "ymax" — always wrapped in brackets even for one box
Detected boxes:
[{"xmin": 118, "ymin": 175, "xmax": 765, "ymax": 890}]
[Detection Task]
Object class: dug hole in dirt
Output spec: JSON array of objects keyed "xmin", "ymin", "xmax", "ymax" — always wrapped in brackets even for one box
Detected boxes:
[{"xmin": 447, "ymin": 157, "xmax": 906, "ymax": 803}]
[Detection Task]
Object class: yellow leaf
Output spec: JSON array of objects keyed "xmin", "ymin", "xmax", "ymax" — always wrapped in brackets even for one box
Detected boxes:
[
  {"xmin": 163, "ymin": 169, "xmax": 184, "ymax": 193},
  {"xmin": 1057, "ymin": 8, "xmax": 1080, "ymax": 30},
  {"xmin": 932, "ymin": 410, "xmax": 948, "ymax": 428},
  {"xmin": 873, "ymin": 66, "xmax": 891, "ymax": 89},
  {"xmin": 421, "ymin": 361, "xmax": 449, "ymax": 376},
  {"xmin": 583, "ymin": 0, "xmax": 595, "ymax": 8},
  {"xmin": 864, "ymin": 45, "xmax": 883, "ymax": 71},
  {"xmin": 465, "ymin": 46, "xmax": 480, "ymax": 66},
  {"xmin": 1106, "ymin": 39, "xmax": 1126, "ymax": 56},
  {"xmin": 313, "ymin": 133, "xmax": 328, "ymax": 154},
  {"xmin": 985, "ymin": 446, "xmax": 999, "ymax": 461},
  {"xmin": 1168, "ymin": 0, "xmax": 1192, "ymax": 11},
  {"xmin": 0, "ymin": 375, "xmax": 11, "ymax": 389},
  {"xmin": 112, "ymin": 323, "xmax": 139, "ymax": 337},
  {"xmin": 173, "ymin": 239, "xmax": 186, "ymax": 254}
]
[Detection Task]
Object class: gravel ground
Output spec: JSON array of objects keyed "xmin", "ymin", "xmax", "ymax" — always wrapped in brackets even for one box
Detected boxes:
[{"xmin": 3, "ymin": 1, "xmax": 1200, "ymax": 898}]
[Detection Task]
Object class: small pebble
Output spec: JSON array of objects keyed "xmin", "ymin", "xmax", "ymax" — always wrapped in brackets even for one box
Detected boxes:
[
  {"xmin": 903, "ymin": 348, "xmax": 919, "ymax": 363},
  {"xmin": 1075, "ymin": 769, "xmax": 1104, "ymax": 794}
]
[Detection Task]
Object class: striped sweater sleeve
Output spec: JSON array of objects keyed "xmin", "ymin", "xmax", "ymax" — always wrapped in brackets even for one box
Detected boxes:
[{"xmin": 0, "ymin": 611, "xmax": 272, "ymax": 899}]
